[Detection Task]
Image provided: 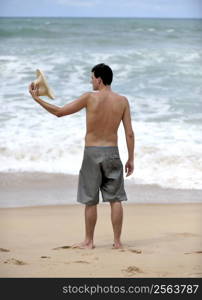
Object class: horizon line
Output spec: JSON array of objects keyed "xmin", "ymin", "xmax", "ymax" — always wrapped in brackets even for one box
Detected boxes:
[{"xmin": 0, "ymin": 16, "xmax": 202, "ymax": 19}]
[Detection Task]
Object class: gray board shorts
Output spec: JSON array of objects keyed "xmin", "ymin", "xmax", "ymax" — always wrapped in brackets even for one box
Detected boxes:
[{"xmin": 77, "ymin": 146, "xmax": 128, "ymax": 205}]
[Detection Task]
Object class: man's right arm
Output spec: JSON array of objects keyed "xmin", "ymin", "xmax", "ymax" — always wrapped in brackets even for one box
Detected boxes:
[
  {"xmin": 122, "ymin": 97, "xmax": 135, "ymax": 176},
  {"xmin": 29, "ymin": 83, "xmax": 89, "ymax": 117}
]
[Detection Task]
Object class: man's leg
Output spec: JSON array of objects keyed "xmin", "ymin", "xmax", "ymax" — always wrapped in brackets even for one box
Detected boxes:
[
  {"xmin": 110, "ymin": 201, "xmax": 123, "ymax": 249},
  {"xmin": 84, "ymin": 204, "xmax": 97, "ymax": 247},
  {"xmin": 72, "ymin": 204, "xmax": 97, "ymax": 249}
]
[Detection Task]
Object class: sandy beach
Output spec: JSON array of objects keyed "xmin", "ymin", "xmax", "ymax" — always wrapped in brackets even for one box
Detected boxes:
[{"xmin": 0, "ymin": 172, "xmax": 202, "ymax": 278}]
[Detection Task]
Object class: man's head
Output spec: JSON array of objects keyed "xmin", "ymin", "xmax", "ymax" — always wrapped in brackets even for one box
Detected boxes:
[{"xmin": 91, "ymin": 63, "xmax": 113, "ymax": 90}]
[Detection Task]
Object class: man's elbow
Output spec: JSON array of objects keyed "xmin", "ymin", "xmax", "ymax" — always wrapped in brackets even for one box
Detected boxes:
[
  {"xmin": 56, "ymin": 108, "xmax": 63, "ymax": 117},
  {"xmin": 126, "ymin": 130, "xmax": 134, "ymax": 138}
]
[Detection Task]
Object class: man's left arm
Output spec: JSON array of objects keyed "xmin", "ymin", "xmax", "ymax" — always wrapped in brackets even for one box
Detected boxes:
[{"xmin": 29, "ymin": 83, "xmax": 89, "ymax": 117}]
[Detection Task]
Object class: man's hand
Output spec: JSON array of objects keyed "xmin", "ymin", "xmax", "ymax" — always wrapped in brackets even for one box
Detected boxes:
[
  {"xmin": 29, "ymin": 82, "xmax": 40, "ymax": 101},
  {"xmin": 28, "ymin": 82, "xmax": 60, "ymax": 116},
  {"xmin": 125, "ymin": 159, "xmax": 134, "ymax": 177}
]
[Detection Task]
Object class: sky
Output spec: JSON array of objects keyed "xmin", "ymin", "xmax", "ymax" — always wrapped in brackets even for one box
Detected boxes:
[{"xmin": 0, "ymin": 0, "xmax": 202, "ymax": 18}]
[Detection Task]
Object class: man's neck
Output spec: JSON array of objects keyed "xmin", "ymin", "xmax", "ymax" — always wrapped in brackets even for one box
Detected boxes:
[{"xmin": 98, "ymin": 85, "xmax": 111, "ymax": 92}]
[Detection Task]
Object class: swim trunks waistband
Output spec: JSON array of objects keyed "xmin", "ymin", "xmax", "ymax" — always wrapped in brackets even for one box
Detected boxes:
[{"xmin": 85, "ymin": 146, "xmax": 118, "ymax": 148}]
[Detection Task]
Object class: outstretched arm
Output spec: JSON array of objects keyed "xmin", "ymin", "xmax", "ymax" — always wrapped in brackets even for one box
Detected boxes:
[{"xmin": 29, "ymin": 83, "xmax": 89, "ymax": 117}]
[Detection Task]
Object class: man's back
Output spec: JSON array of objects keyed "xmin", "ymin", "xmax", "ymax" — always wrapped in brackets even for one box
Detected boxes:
[
  {"xmin": 29, "ymin": 62, "xmax": 134, "ymax": 176},
  {"xmin": 85, "ymin": 90, "xmax": 126, "ymax": 146}
]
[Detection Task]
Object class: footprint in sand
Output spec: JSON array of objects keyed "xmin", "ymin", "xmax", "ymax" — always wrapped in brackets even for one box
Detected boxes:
[
  {"xmin": 40, "ymin": 256, "xmax": 51, "ymax": 259},
  {"xmin": 74, "ymin": 260, "xmax": 90, "ymax": 264},
  {"xmin": 128, "ymin": 249, "xmax": 142, "ymax": 254},
  {"xmin": 65, "ymin": 260, "xmax": 90, "ymax": 264},
  {"xmin": 0, "ymin": 248, "xmax": 10, "ymax": 252},
  {"xmin": 52, "ymin": 246, "xmax": 71, "ymax": 250},
  {"xmin": 184, "ymin": 250, "xmax": 202, "ymax": 255},
  {"xmin": 119, "ymin": 248, "xmax": 142, "ymax": 254},
  {"xmin": 122, "ymin": 266, "xmax": 144, "ymax": 276},
  {"xmin": 4, "ymin": 258, "xmax": 27, "ymax": 265}
]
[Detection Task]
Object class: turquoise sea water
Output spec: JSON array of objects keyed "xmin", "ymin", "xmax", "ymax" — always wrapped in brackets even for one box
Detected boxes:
[{"xmin": 0, "ymin": 17, "xmax": 202, "ymax": 189}]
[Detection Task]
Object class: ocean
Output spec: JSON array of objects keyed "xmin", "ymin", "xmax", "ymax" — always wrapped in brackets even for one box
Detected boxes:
[{"xmin": 0, "ymin": 17, "xmax": 202, "ymax": 190}]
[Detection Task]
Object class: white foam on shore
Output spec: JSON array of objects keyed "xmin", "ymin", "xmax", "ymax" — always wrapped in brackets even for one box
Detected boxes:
[{"xmin": 0, "ymin": 119, "xmax": 202, "ymax": 190}]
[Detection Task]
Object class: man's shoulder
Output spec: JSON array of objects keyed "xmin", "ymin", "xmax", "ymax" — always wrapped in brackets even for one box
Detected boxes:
[
  {"xmin": 80, "ymin": 91, "xmax": 93, "ymax": 98},
  {"xmin": 78, "ymin": 92, "xmax": 94, "ymax": 104},
  {"xmin": 119, "ymin": 94, "xmax": 129, "ymax": 106},
  {"xmin": 82, "ymin": 91, "xmax": 99, "ymax": 100},
  {"xmin": 112, "ymin": 91, "xmax": 128, "ymax": 101},
  {"xmin": 113, "ymin": 93, "xmax": 128, "ymax": 107}
]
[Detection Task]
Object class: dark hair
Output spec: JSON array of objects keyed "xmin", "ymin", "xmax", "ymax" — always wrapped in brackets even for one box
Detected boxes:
[{"xmin": 91, "ymin": 63, "xmax": 113, "ymax": 85}]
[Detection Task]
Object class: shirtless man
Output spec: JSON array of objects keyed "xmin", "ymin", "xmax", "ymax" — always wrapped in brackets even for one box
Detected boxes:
[{"xmin": 29, "ymin": 63, "xmax": 135, "ymax": 249}]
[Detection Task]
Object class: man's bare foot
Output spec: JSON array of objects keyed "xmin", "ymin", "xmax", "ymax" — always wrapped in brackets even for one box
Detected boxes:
[
  {"xmin": 112, "ymin": 242, "xmax": 123, "ymax": 249},
  {"xmin": 71, "ymin": 241, "xmax": 95, "ymax": 249}
]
